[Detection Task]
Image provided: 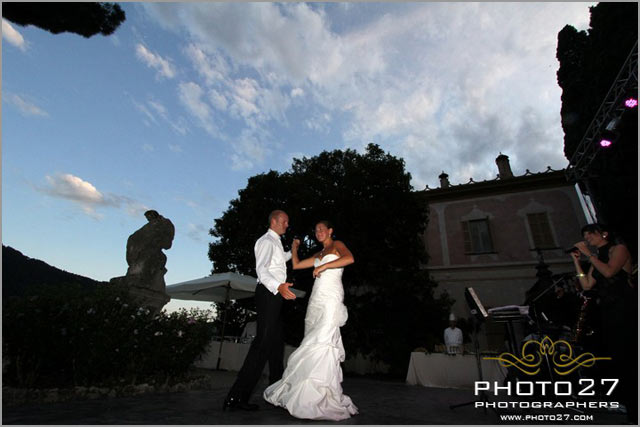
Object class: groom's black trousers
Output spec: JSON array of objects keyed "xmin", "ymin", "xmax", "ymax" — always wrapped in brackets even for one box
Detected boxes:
[{"xmin": 228, "ymin": 283, "xmax": 285, "ymax": 402}]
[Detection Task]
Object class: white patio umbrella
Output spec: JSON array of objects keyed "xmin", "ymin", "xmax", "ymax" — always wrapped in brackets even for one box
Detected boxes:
[
  {"xmin": 166, "ymin": 272, "xmax": 258, "ymax": 303},
  {"xmin": 166, "ymin": 272, "xmax": 305, "ymax": 369}
]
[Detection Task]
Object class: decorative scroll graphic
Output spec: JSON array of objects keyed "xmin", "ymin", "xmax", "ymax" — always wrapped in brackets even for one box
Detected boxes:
[{"xmin": 483, "ymin": 336, "xmax": 611, "ymax": 376}]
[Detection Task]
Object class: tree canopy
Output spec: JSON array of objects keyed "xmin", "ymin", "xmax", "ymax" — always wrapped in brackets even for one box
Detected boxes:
[
  {"xmin": 556, "ymin": 2, "xmax": 638, "ymax": 257},
  {"xmin": 557, "ymin": 2, "xmax": 637, "ymax": 160},
  {"xmin": 3, "ymin": 2, "xmax": 126, "ymax": 38},
  {"xmin": 208, "ymin": 144, "xmax": 452, "ymax": 375}
]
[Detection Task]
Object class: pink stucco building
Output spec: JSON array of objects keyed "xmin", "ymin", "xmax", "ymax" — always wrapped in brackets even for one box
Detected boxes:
[{"xmin": 416, "ymin": 154, "xmax": 589, "ymax": 318}]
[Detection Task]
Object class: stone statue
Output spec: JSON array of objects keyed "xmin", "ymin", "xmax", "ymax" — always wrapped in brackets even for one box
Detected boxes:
[{"xmin": 110, "ymin": 210, "xmax": 175, "ymax": 310}]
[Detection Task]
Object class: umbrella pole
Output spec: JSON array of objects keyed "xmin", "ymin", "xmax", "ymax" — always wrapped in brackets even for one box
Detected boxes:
[{"xmin": 216, "ymin": 285, "xmax": 231, "ymax": 370}]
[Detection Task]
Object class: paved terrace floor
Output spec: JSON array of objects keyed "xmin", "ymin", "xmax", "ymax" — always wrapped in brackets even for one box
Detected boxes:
[{"xmin": 2, "ymin": 370, "xmax": 629, "ymax": 425}]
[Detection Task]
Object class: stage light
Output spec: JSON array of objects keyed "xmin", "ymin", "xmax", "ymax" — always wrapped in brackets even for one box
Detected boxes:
[
  {"xmin": 625, "ymin": 97, "xmax": 638, "ymax": 108},
  {"xmin": 605, "ymin": 117, "xmax": 620, "ymax": 131},
  {"xmin": 599, "ymin": 139, "xmax": 613, "ymax": 148}
]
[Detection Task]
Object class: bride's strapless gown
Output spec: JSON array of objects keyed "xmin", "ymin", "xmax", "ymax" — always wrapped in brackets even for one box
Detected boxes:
[{"xmin": 263, "ymin": 254, "xmax": 358, "ymax": 421}]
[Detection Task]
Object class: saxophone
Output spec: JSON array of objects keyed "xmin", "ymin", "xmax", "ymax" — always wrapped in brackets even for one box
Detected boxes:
[{"xmin": 573, "ymin": 293, "xmax": 593, "ymax": 344}]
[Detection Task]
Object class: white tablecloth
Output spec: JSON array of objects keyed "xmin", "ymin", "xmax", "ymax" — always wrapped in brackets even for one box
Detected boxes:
[
  {"xmin": 194, "ymin": 341, "xmax": 296, "ymax": 372},
  {"xmin": 405, "ymin": 352, "xmax": 507, "ymax": 389}
]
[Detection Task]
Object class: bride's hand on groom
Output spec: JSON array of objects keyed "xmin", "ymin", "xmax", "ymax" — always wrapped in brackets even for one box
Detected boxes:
[{"xmin": 313, "ymin": 266, "xmax": 325, "ymax": 278}]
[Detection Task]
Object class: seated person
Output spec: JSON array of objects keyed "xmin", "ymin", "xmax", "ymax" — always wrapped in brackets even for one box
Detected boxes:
[{"xmin": 444, "ymin": 313, "xmax": 463, "ymax": 354}]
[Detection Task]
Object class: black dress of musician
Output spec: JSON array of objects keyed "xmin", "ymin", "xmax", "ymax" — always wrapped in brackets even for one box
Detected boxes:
[{"xmin": 571, "ymin": 223, "xmax": 637, "ymax": 424}]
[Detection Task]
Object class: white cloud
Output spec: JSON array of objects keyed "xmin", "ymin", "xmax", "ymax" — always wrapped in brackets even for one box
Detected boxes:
[
  {"xmin": 2, "ymin": 19, "xmax": 27, "ymax": 51},
  {"xmin": 178, "ymin": 81, "xmax": 217, "ymax": 136},
  {"xmin": 209, "ymin": 88, "xmax": 228, "ymax": 111},
  {"xmin": 184, "ymin": 43, "xmax": 229, "ymax": 85},
  {"xmin": 331, "ymin": 3, "xmax": 593, "ymax": 187},
  {"xmin": 38, "ymin": 173, "xmax": 148, "ymax": 219},
  {"xmin": 132, "ymin": 99, "xmax": 158, "ymax": 124},
  {"xmin": 131, "ymin": 96, "xmax": 190, "ymax": 135},
  {"xmin": 135, "ymin": 43, "xmax": 177, "ymax": 79},
  {"xmin": 230, "ymin": 78, "xmax": 260, "ymax": 118},
  {"xmin": 304, "ymin": 112, "xmax": 331, "ymax": 134},
  {"xmin": 169, "ymin": 117, "xmax": 190, "ymax": 136},
  {"xmin": 148, "ymin": 99, "xmax": 168, "ymax": 117},
  {"xmin": 230, "ymin": 154, "xmax": 253, "ymax": 171},
  {"xmin": 230, "ymin": 129, "xmax": 270, "ymax": 171},
  {"xmin": 6, "ymin": 93, "xmax": 49, "ymax": 117},
  {"xmin": 186, "ymin": 223, "xmax": 209, "ymax": 242},
  {"xmin": 144, "ymin": 2, "xmax": 593, "ymax": 186},
  {"xmin": 121, "ymin": 200, "xmax": 150, "ymax": 218},
  {"xmin": 45, "ymin": 174, "xmax": 105, "ymax": 204},
  {"xmin": 146, "ymin": 3, "xmax": 358, "ymax": 91}
]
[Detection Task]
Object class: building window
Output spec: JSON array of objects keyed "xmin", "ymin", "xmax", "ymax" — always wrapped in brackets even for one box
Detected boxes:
[
  {"xmin": 462, "ymin": 219, "xmax": 494, "ymax": 254},
  {"xmin": 527, "ymin": 212, "xmax": 556, "ymax": 249}
]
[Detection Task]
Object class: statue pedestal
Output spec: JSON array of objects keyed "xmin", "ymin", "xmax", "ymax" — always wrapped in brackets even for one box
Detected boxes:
[
  {"xmin": 109, "ymin": 276, "xmax": 170, "ymax": 312},
  {"xmin": 129, "ymin": 286, "xmax": 170, "ymax": 312}
]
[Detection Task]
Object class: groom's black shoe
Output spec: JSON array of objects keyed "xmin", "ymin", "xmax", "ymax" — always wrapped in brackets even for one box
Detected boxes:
[{"xmin": 223, "ymin": 396, "xmax": 259, "ymax": 412}]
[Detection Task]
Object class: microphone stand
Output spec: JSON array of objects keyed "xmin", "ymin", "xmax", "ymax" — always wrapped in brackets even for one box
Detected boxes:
[
  {"xmin": 528, "ymin": 276, "xmax": 567, "ymax": 308},
  {"xmin": 528, "ymin": 277, "xmax": 583, "ymax": 414},
  {"xmin": 527, "ymin": 277, "xmax": 566, "ymax": 383},
  {"xmin": 449, "ymin": 311, "xmax": 497, "ymax": 416}
]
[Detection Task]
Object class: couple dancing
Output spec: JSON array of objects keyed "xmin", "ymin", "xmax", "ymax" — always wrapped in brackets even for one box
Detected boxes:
[{"xmin": 222, "ymin": 210, "xmax": 358, "ymax": 421}]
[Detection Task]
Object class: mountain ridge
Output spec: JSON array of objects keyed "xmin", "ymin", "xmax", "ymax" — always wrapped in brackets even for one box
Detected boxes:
[{"xmin": 2, "ymin": 245, "xmax": 105, "ymax": 298}]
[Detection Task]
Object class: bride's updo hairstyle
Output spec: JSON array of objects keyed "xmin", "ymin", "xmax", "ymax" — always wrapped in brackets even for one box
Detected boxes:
[{"xmin": 316, "ymin": 220, "xmax": 335, "ymax": 238}]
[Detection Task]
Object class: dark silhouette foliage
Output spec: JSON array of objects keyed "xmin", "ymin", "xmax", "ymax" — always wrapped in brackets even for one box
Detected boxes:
[
  {"xmin": 2, "ymin": 2, "xmax": 126, "ymax": 38},
  {"xmin": 3, "ymin": 282, "xmax": 214, "ymax": 388},
  {"xmin": 208, "ymin": 144, "xmax": 453, "ymax": 376},
  {"xmin": 556, "ymin": 2, "xmax": 638, "ymax": 257},
  {"xmin": 2, "ymin": 246, "xmax": 215, "ymax": 389},
  {"xmin": 557, "ymin": 2, "xmax": 637, "ymax": 160}
]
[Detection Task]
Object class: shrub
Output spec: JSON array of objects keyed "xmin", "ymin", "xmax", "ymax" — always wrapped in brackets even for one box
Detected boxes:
[{"xmin": 2, "ymin": 282, "xmax": 215, "ymax": 388}]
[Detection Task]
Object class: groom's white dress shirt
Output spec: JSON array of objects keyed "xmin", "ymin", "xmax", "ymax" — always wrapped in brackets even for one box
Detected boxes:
[{"xmin": 254, "ymin": 229, "xmax": 292, "ymax": 295}]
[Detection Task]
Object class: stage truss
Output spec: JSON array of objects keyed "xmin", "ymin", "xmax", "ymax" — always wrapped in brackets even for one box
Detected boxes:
[{"xmin": 565, "ymin": 41, "xmax": 638, "ymax": 183}]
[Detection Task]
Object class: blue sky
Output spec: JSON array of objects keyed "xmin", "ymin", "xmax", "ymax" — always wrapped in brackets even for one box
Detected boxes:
[{"xmin": 2, "ymin": 2, "xmax": 593, "ymax": 312}]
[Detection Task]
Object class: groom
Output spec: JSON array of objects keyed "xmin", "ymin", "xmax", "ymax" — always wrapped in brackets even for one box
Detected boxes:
[{"xmin": 223, "ymin": 209, "xmax": 298, "ymax": 411}]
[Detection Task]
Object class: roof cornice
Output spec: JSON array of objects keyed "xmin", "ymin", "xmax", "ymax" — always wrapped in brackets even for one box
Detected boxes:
[{"xmin": 414, "ymin": 169, "xmax": 571, "ymax": 202}]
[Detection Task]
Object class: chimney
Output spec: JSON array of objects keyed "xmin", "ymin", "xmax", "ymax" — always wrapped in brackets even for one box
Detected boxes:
[
  {"xmin": 495, "ymin": 153, "xmax": 514, "ymax": 179},
  {"xmin": 439, "ymin": 171, "xmax": 450, "ymax": 188}
]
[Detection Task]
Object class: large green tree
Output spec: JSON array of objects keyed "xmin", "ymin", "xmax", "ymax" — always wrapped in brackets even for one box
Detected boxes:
[
  {"xmin": 556, "ymin": 2, "xmax": 638, "ymax": 257},
  {"xmin": 208, "ymin": 144, "xmax": 452, "ymax": 375}
]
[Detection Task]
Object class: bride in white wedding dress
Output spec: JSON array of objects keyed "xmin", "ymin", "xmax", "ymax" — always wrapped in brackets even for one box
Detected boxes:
[{"xmin": 263, "ymin": 220, "xmax": 358, "ymax": 421}]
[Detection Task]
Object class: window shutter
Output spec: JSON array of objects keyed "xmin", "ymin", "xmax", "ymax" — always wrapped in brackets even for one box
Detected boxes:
[
  {"xmin": 462, "ymin": 221, "xmax": 472, "ymax": 253},
  {"xmin": 464, "ymin": 219, "xmax": 495, "ymax": 254},
  {"xmin": 483, "ymin": 217, "xmax": 495, "ymax": 252},
  {"xmin": 527, "ymin": 213, "xmax": 555, "ymax": 249}
]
